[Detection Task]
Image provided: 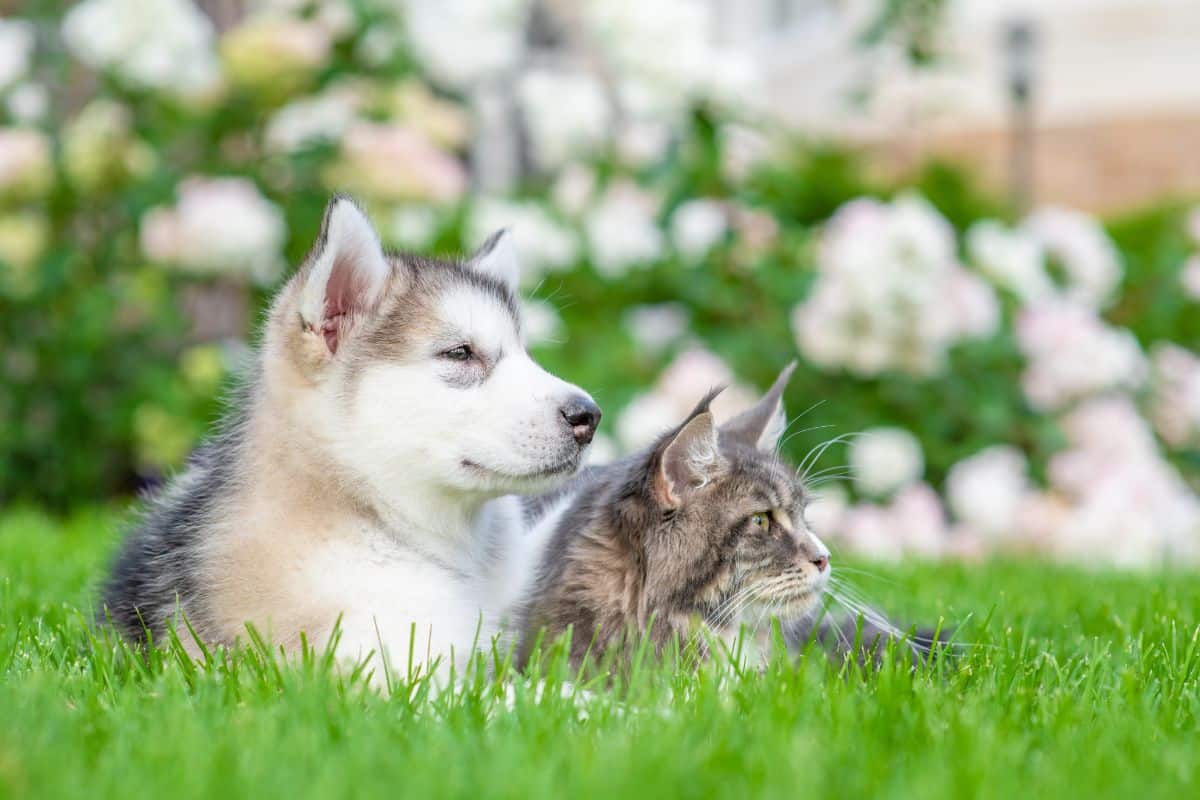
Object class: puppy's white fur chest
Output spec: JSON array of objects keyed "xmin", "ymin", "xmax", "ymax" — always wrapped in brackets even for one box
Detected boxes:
[{"xmin": 299, "ymin": 531, "xmax": 500, "ymax": 681}]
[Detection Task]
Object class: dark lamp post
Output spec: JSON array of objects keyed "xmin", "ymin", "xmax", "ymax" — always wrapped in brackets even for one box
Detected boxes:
[{"xmin": 1005, "ymin": 19, "xmax": 1037, "ymax": 215}]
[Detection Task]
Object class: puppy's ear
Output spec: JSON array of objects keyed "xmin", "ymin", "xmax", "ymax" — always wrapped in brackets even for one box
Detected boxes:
[
  {"xmin": 299, "ymin": 196, "xmax": 391, "ymax": 355},
  {"xmin": 721, "ymin": 361, "xmax": 797, "ymax": 452},
  {"xmin": 468, "ymin": 228, "xmax": 519, "ymax": 293},
  {"xmin": 654, "ymin": 390, "xmax": 725, "ymax": 508}
]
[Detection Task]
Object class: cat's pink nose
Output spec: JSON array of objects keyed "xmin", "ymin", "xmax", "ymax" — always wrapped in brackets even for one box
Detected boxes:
[{"xmin": 810, "ymin": 555, "xmax": 829, "ymax": 573}]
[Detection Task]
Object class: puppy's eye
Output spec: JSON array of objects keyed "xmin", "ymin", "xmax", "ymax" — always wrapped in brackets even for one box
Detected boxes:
[
  {"xmin": 442, "ymin": 345, "xmax": 474, "ymax": 361},
  {"xmin": 751, "ymin": 512, "xmax": 770, "ymax": 531}
]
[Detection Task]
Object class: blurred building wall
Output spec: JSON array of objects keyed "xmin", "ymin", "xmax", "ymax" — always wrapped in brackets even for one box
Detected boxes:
[{"xmin": 719, "ymin": 0, "xmax": 1200, "ymax": 211}]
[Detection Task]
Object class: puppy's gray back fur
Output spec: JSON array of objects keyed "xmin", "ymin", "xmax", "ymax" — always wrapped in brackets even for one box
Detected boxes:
[{"xmin": 102, "ymin": 391, "xmax": 250, "ymax": 643}]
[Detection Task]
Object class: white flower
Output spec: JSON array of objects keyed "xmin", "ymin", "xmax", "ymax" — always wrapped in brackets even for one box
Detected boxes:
[
  {"xmin": 669, "ymin": 199, "xmax": 727, "ymax": 263},
  {"xmin": 582, "ymin": 0, "xmax": 757, "ymax": 111},
  {"xmin": 793, "ymin": 194, "xmax": 998, "ymax": 377},
  {"xmin": 517, "ymin": 67, "xmax": 611, "ymax": 171},
  {"xmin": 1187, "ymin": 207, "xmax": 1200, "ymax": 246},
  {"xmin": 584, "ymin": 180, "xmax": 664, "ymax": 278},
  {"xmin": 945, "ymin": 269, "xmax": 1001, "ymax": 339},
  {"xmin": 468, "ymin": 198, "xmax": 578, "ymax": 285},
  {"xmin": 62, "ymin": 0, "xmax": 220, "ymax": 97},
  {"xmin": 1046, "ymin": 396, "xmax": 1200, "ymax": 567},
  {"xmin": 388, "ymin": 205, "xmax": 441, "ymax": 250},
  {"xmin": 0, "ymin": 20, "xmax": 36, "ymax": 91},
  {"xmin": 656, "ymin": 348, "xmax": 750, "ymax": 418},
  {"xmin": 615, "ymin": 347, "xmax": 757, "ymax": 451},
  {"xmin": 551, "ymin": 164, "xmax": 596, "ymax": 219},
  {"xmin": 1024, "ymin": 206, "xmax": 1122, "ymax": 309},
  {"xmin": 314, "ymin": 0, "xmax": 357, "ymax": 39},
  {"xmin": 945, "ymin": 446, "xmax": 1031, "ymax": 540},
  {"xmin": 1149, "ymin": 343, "xmax": 1200, "ymax": 449},
  {"xmin": 357, "ymin": 26, "xmax": 402, "ymax": 67},
  {"xmin": 967, "ymin": 219, "xmax": 1053, "ymax": 303},
  {"xmin": 719, "ymin": 123, "xmax": 771, "ymax": 182},
  {"xmin": 623, "ymin": 304, "xmax": 689, "ymax": 354},
  {"xmin": 615, "ymin": 392, "xmax": 679, "ymax": 451},
  {"xmin": 5, "ymin": 83, "xmax": 49, "ymax": 124},
  {"xmin": 1016, "ymin": 302, "xmax": 1146, "ymax": 411},
  {"xmin": 265, "ymin": 87, "xmax": 360, "ymax": 153},
  {"xmin": 616, "ymin": 119, "xmax": 672, "ymax": 167},
  {"xmin": 140, "ymin": 177, "xmax": 286, "ymax": 284},
  {"xmin": 849, "ymin": 427, "xmax": 924, "ymax": 498},
  {"xmin": 1182, "ymin": 255, "xmax": 1200, "ymax": 301},
  {"xmin": 403, "ymin": 0, "xmax": 529, "ymax": 89}
]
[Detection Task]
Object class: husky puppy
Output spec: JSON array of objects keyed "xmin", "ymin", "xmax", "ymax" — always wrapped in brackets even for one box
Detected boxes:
[
  {"xmin": 103, "ymin": 196, "xmax": 600, "ymax": 681},
  {"xmin": 515, "ymin": 363, "xmax": 833, "ymax": 668}
]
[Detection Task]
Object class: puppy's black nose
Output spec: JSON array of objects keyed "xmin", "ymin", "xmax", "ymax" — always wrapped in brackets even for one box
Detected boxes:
[{"xmin": 561, "ymin": 397, "xmax": 601, "ymax": 446}]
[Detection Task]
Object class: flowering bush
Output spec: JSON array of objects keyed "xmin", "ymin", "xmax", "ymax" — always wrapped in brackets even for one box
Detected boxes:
[{"xmin": 0, "ymin": 1, "xmax": 1197, "ymax": 568}]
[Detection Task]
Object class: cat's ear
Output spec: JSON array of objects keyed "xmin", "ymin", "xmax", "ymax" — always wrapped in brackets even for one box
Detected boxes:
[
  {"xmin": 468, "ymin": 228, "xmax": 520, "ymax": 294},
  {"xmin": 298, "ymin": 196, "xmax": 391, "ymax": 355},
  {"xmin": 721, "ymin": 361, "xmax": 797, "ymax": 452},
  {"xmin": 654, "ymin": 390, "xmax": 725, "ymax": 508}
]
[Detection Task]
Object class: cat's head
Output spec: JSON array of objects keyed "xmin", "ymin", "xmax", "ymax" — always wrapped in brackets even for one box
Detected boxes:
[{"xmin": 625, "ymin": 362, "xmax": 830, "ymax": 633}]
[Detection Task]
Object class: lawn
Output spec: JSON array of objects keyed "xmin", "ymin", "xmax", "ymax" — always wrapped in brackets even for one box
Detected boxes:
[{"xmin": 1, "ymin": 507, "xmax": 1198, "ymax": 800}]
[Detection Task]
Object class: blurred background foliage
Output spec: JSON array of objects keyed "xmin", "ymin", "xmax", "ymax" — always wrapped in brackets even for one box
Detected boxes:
[{"xmin": 1, "ymin": 0, "xmax": 1198, "ymax": 567}]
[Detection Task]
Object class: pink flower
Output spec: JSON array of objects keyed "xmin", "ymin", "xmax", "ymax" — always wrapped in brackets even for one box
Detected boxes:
[
  {"xmin": 614, "ymin": 347, "xmax": 757, "ymax": 451},
  {"xmin": 1150, "ymin": 343, "xmax": 1200, "ymax": 448},
  {"xmin": 1016, "ymin": 302, "xmax": 1145, "ymax": 411},
  {"xmin": 328, "ymin": 122, "xmax": 467, "ymax": 204},
  {"xmin": 891, "ymin": 482, "xmax": 949, "ymax": 558},
  {"xmin": 834, "ymin": 482, "xmax": 950, "ymax": 560},
  {"xmin": 945, "ymin": 446, "xmax": 1030, "ymax": 540},
  {"xmin": 1182, "ymin": 255, "xmax": 1200, "ymax": 301},
  {"xmin": 139, "ymin": 176, "xmax": 285, "ymax": 283}
]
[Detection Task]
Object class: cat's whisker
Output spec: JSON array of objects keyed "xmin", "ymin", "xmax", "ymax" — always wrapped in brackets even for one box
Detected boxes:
[
  {"xmin": 711, "ymin": 584, "xmax": 768, "ymax": 629},
  {"xmin": 826, "ymin": 588, "xmax": 909, "ymax": 643},
  {"xmin": 768, "ymin": 402, "xmax": 827, "ymax": 459},
  {"xmin": 796, "ymin": 432, "xmax": 864, "ymax": 482},
  {"xmin": 718, "ymin": 575, "xmax": 796, "ymax": 630},
  {"xmin": 827, "ymin": 576, "xmax": 989, "ymax": 652},
  {"xmin": 829, "ymin": 566, "xmax": 899, "ymax": 586},
  {"xmin": 805, "ymin": 464, "xmax": 853, "ymax": 477},
  {"xmin": 775, "ymin": 423, "xmax": 836, "ymax": 456},
  {"xmin": 806, "ymin": 476, "xmax": 851, "ymax": 490},
  {"xmin": 826, "ymin": 592, "xmax": 921, "ymax": 656}
]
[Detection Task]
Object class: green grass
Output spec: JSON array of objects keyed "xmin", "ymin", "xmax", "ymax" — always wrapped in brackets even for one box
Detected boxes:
[{"xmin": 2, "ymin": 508, "xmax": 1198, "ymax": 800}]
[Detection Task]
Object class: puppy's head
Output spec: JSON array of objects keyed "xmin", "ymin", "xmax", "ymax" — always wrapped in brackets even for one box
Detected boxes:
[{"xmin": 264, "ymin": 197, "xmax": 600, "ymax": 502}]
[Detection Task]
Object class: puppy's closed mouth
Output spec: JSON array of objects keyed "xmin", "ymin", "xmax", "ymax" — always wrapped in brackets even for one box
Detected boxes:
[{"xmin": 460, "ymin": 457, "xmax": 579, "ymax": 481}]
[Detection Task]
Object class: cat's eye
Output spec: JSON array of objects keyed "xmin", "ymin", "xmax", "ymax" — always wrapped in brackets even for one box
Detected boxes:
[
  {"xmin": 751, "ymin": 512, "xmax": 770, "ymax": 531},
  {"xmin": 442, "ymin": 344, "xmax": 474, "ymax": 361}
]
